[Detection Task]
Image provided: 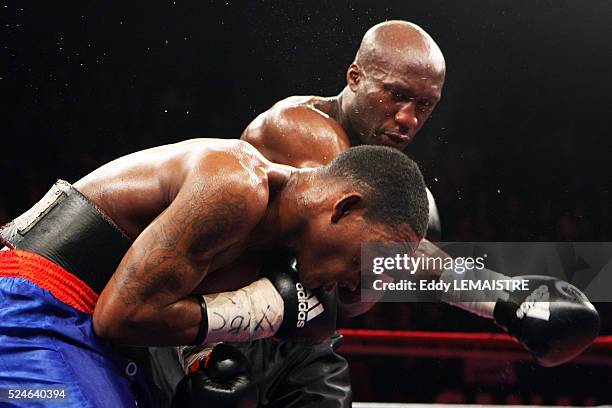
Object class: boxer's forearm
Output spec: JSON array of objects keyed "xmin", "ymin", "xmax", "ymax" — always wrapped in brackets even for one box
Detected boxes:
[
  {"xmin": 93, "ymin": 244, "xmax": 207, "ymax": 345},
  {"xmin": 93, "ymin": 296, "xmax": 203, "ymax": 346},
  {"xmin": 408, "ymin": 239, "xmax": 500, "ymax": 318},
  {"xmin": 337, "ymin": 239, "xmax": 492, "ymax": 319},
  {"xmin": 95, "ymin": 277, "xmax": 285, "ymax": 346}
]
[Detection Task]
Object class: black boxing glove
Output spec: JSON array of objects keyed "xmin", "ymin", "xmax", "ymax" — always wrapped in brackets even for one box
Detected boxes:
[
  {"xmin": 261, "ymin": 257, "xmax": 337, "ymax": 342},
  {"xmin": 441, "ymin": 268, "xmax": 600, "ymax": 366},
  {"xmin": 171, "ymin": 343, "xmax": 258, "ymax": 408},
  {"xmin": 493, "ymin": 275, "xmax": 600, "ymax": 367}
]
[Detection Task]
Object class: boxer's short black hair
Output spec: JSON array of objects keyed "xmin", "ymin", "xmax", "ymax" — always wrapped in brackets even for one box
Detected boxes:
[{"xmin": 326, "ymin": 145, "xmax": 429, "ymax": 237}]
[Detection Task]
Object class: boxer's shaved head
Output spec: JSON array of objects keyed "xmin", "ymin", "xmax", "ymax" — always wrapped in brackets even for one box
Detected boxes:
[
  {"xmin": 355, "ymin": 20, "xmax": 446, "ymax": 78},
  {"xmin": 340, "ymin": 21, "xmax": 446, "ymax": 150}
]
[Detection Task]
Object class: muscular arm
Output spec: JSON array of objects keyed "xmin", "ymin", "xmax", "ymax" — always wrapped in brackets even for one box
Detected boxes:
[
  {"xmin": 241, "ymin": 103, "xmax": 350, "ymax": 167},
  {"xmin": 93, "ymin": 163, "xmax": 259, "ymax": 346}
]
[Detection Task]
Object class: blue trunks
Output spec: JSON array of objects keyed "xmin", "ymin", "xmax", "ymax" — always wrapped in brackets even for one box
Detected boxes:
[{"xmin": 0, "ymin": 250, "xmax": 152, "ymax": 408}]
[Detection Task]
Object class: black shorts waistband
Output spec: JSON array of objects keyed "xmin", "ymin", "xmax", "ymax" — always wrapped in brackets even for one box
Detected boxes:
[{"xmin": 0, "ymin": 180, "xmax": 132, "ymax": 294}]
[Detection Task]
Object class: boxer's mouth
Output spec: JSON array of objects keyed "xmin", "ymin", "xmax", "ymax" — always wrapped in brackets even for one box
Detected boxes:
[{"xmin": 381, "ymin": 131, "xmax": 412, "ymax": 149}]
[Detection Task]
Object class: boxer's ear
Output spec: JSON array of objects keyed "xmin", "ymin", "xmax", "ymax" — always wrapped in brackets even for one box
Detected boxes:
[
  {"xmin": 331, "ymin": 193, "xmax": 363, "ymax": 223},
  {"xmin": 346, "ymin": 64, "xmax": 363, "ymax": 91}
]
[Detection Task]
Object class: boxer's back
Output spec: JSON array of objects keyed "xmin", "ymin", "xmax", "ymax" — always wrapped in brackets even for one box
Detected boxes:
[{"xmin": 75, "ymin": 138, "xmax": 269, "ymax": 240}]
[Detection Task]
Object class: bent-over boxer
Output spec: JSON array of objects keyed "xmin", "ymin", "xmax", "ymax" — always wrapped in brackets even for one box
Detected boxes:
[{"xmin": 0, "ymin": 139, "xmax": 429, "ymax": 407}]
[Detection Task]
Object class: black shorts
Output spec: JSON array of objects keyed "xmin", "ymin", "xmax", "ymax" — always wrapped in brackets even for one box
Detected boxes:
[{"xmin": 147, "ymin": 332, "xmax": 351, "ymax": 408}]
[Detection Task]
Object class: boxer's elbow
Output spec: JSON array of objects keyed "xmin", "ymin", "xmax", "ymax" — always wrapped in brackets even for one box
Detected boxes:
[
  {"xmin": 92, "ymin": 310, "xmax": 117, "ymax": 341},
  {"xmin": 93, "ymin": 300, "xmax": 156, "ymax": 344}
]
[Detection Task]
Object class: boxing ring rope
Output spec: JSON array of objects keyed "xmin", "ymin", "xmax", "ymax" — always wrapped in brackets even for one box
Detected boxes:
[
  {"xmin": 352, "ymin": 404, "xmax": 610, "ymax": 408},
  {"xmin": 341, "ymin": 330, "xmax": 612, "ymax": 407},
  {"xmin": 337, "ymin": 329, "xmax": 612, "ymax": 366}
]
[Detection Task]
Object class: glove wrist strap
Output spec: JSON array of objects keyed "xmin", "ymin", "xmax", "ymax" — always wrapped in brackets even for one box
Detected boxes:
[{"xmin": 193, "ymin": 295, "xmax": 208, "ymax": 345}]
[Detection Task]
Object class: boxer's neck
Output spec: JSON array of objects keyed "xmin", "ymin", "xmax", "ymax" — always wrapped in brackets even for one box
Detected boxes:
[
  {"xmin": 332, "ymin": 88, "xmax": 361, "ymax": 147},
  {"xmin": 247, "ymin": 168, "xmax": 319, "ymax": 252}
]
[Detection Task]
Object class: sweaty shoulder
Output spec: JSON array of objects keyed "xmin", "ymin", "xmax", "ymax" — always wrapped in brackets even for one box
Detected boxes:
[
  {"xmin": 182, "ymin": 139, "xmax": 270, "ymax": 239},
  {"xmin": 241, "ymin": 96, "xmax": 350, "ymax": 167}
]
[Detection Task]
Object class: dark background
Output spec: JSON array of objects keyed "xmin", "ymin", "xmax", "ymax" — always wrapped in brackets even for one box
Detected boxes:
[{"xmin": 2, "ymin": 0, "xmax": 612, "ymax": 405}]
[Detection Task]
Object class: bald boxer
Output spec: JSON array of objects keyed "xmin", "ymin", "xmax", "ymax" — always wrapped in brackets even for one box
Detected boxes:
[
  {"xmin": 245, "ymin": 20, "xmax": 444, "ymax": 162},
  {"xmin": 233, "ymin": 19, "xmax": 598, "ymax": 407},
  {"xmin": 0, "ymin": 140, "xmax": 429, "ymax": 407}
]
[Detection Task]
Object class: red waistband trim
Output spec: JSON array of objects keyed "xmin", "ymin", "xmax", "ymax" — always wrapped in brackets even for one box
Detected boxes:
[{"xmin": 0, "ymin": 250, "xmax": 98, "ymax": 315}]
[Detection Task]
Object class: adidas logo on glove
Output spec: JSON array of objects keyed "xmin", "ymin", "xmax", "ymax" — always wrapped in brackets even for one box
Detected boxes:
[
  {"xmin": 263, "ymin": 258, "xmax": 338, "ymax": 342},
  {"xmin": 295, "ymin": 282, "xmax": 324, "ymax": 327}
]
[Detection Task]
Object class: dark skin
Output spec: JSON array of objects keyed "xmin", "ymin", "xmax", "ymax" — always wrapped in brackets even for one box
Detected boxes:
[
  {"xmin": 241, "ymin": 21, "xmax": 446, "ymax": 312},
  {"xmin": 75, "ymin": 139, "xmax": 417, "ymax": 345},
  {"xmin": 243, "ymin": 21, "xmax": 445, "ymax": 164}
]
